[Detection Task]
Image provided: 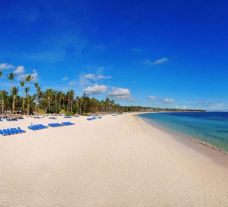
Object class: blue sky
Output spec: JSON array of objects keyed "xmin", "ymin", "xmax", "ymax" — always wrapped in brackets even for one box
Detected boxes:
[{"xmin": 0, "ymin": 0, "xmax": 228, "ymax": 110}]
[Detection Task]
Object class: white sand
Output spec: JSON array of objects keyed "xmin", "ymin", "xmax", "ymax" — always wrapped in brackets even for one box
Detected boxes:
[{"xmin": 0, "ymin": 114, "xmax": 228, "ymax": 207}]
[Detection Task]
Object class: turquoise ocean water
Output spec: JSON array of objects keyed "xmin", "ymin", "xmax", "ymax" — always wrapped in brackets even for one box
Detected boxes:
[{"xmin": 138, "ymin": 112, "xmax": 228, "ymax": 153}]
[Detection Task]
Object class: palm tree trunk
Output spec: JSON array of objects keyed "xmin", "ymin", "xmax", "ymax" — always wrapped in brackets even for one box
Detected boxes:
[
  {"xmin": 2, "ymin": 97, "xmax": 5, "ymax": 114},
  {"xmin": 22, "ymin": 97, "xmax": 25, "ymax": 114},
  {"xmin": 67, "ymin": 99, "xmax": 69, "ymax": 112},
  {"xmin": 37, "ymin": 94, "xmax": 40, "ymax": 111},
  {"xmin": 27, "ymin": 99, "xmax": 30, "ymax": 115},
  {"xmin": 55, "ymin": 95, "xmax": 57, "ymax": 113},
  {"xmin": 12, "ymin": 96, "xmax": 15, "ymax": 114},
  {"xmin": 1, "ymin": 92, "xmax": 4, "ymax": 114},
  {"xmin": 26, "ymin": 95, "xmax": 29, "ymax": 115},
  {"xmin": 48, "ymin": 99, "xmax": 51, "ymax": 112}
]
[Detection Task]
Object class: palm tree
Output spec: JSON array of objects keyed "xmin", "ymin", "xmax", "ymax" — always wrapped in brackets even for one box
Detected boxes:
[
  {"xmin": 7, "ymin": 72, "xmax": 15, "ymax": 83},
  {"xmin": 58, "ymin": 91, "xmax": 65, "ymax": 112},
  {"xmin": 34, "ymin": 82, "xmax": 41, "ymax": 111},
  {"xmin": 0, "ymin": 71, "xmax": 3, "ymax": 114},
  {"xmin": 25, "ymin": 87, "xmax": 30, "ymax": 115},
  {"xmin": 81, "ymin": 93, "xmax": 89, "ymax": 114},
  {"xmin": 45, "ymin": 89, "xmax": 54, "ymax": 113},
  {"xmin": 34, "ymin": 82, "xmax": 39, "ymax": 88},
  {"xmin": 0, "ymin": 71, "xmax": 161, "ymax": 115},
  {"xmin": 20, "ymin": 81, "xmax": 25, "ymax": 113},
  {"xmin": 0, "ymin": 90, "xmax": 6, "ymax": 114},
  {"xmin": 25, "ymin": 75, "xmax": 33, "ymax": 114},
  {"xmin": 11, "ymin": 87, "xmax": 19, "ymax": 114},
  {"xmin": 53, "ymin": 91, "xmax": 58, "ymax": 114},
  {"xmin": 66, "ymin": 90, "xmax": 74, "ymax": 113},
  {"xmin": 25, "ymin": 74, "xmax": 33, "ymax": 83},
  {"xmin": 7, "ymin": 72, "xmax": 15, "ymax": 112}
]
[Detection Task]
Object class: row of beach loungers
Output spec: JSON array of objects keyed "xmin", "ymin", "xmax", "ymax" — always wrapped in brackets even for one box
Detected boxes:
[
  {"xmin": 29, "ymin": 122, "xmax": 74, "ymax": 131},
  {"xmin": 87, "ymin": 115, "xmax": 102, "ymax": 121},
  {"xmin": 0, "ymin": 115, "xmax": 105, "ymax": 136},
  {"xmin": 1, "ymin": 115, "xmax": 23, "ymax": 118},
  {"xmin": 33, "ymin": 116, "xmax": 74, "ymax": 119},
  {"xmin": 0, "ymin": 127, "xmax": 26, "ymax": 136},
  {"xmin": 28, "ymin": 124, "xmax": 48, "ymax": 131},
  {"xmin": 48, "ymin": 122, "xmax": 74, "ymax": 127},
  {"xmin": 0, "ymin": 117, "xmax": 24, "ymax": 122},
  {"xmin": 0, "ymin": 122, "xmax": 74, "ymax": 136}
]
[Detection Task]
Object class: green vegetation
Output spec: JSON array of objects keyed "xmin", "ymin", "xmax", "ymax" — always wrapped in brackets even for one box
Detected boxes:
[{"xmin": 0, "ymin": 72, "xmax": 205, "ymax": 115}]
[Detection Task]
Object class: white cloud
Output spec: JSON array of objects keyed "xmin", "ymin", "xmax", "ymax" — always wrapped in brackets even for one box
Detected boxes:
[
  {"xmin": 180, "ymin": 105, "xmax": 187, "ymax": 109},
  {"xmin": 108, "ymin": 88, "xmax": 132, "ymax": 101},
  {"xmin": 83, "ymin": 73, "xmax": 111, "ymax": 81},
  {"xmin": 0, "ymin": 62, "xmax": 39, "ymax": 82},
  {"xmin": 160, "ymin": 98, "xmax": 175, "ymax": 104},
  {"xmin": 195, "ymin": 101, "xmax": 228, "ymax": 111},
  {"xmin": 31, "ymin": 70, "xmax": 38, "ymax": 81},
  {"xmin": 145, "ymin": 57, "xmax": 169, "ymax": 66},
  {"xmin": 84, "ymin": 84, "xmax": 108, "ymax": 95},
  {"xmin": 69, "ymin": 81, "xmax": 76, "ymax": 86},
  {"xmin": 18, "ymin": 69, "xmax": 38, "ymax": 81},
  {"xmin": 0, "ymin": 63, "xmax": 14, "ymax": 70},
  {"xmin": 14, "ymin": 65, "xmax": 25, "ymax": 74},
  {"xmin": 148, "ymin": 95, "xmax": 157, "ymax": 100},
  {"xmin": 80, "ymin": 73, "xmax": 112, "ymax": 86},
  {"xmin": 62, "ymin": 76, "xmax": 68, "ymax": 81},
  {"xmin": 153, "ymin": 57, "xmax": 169, "ymax": 65},
  {"xmin": 147, "ymin": 95, "xmax": 176, "ymax": 105}
]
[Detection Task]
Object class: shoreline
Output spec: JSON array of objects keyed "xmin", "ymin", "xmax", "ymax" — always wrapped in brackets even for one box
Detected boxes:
[{"xmin": 135, "ymin": 114, "xmax": 228, "ymax": 168}]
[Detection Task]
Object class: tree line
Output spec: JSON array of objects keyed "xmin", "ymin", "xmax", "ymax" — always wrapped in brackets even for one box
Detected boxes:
[
  {"xmin": 0, "ymin": 71, "xmax": 157, "ymax": 115},
  {"xmin": 0, "ymin": 71, "xmax": 205, "ymax": 115}
]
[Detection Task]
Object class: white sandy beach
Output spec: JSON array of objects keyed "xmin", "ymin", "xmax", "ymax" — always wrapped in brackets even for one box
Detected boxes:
[{"xmin": 0, "ymin": 114, "xmax": 228, "ymax": 206}]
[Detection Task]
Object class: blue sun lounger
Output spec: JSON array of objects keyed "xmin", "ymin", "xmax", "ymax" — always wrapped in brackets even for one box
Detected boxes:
[
  {"xmin": 0, "ymin": 130, "xmax": 4, "ymax": 136},
  {"xmin": 28, "ymin": 124, "xmax": 48, "ymax": 131},
  {"xmin": 64, "ymin": 116, "xmax": 72, "ymax": 118},
  {"xmin": 0, "ymin": 127, "xmax": 26, "ymax": 136},
  {"xmin": 62, "ymin": 122, "xmax": 74, "ymax": 126},
  {"xmin": 48, "ymin": 123, "xmax": 63, "ymax": 127},
  {"xmin": 17, "ymin": 127, "xmax": 26, "ymax": 133},
  {"xmin": 87, "ymin": 116, "xmax": 97, "ymax": 121},
  {"xmin": 48, "ymin": 122, "xmax": 74, "ymax": 127}
]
